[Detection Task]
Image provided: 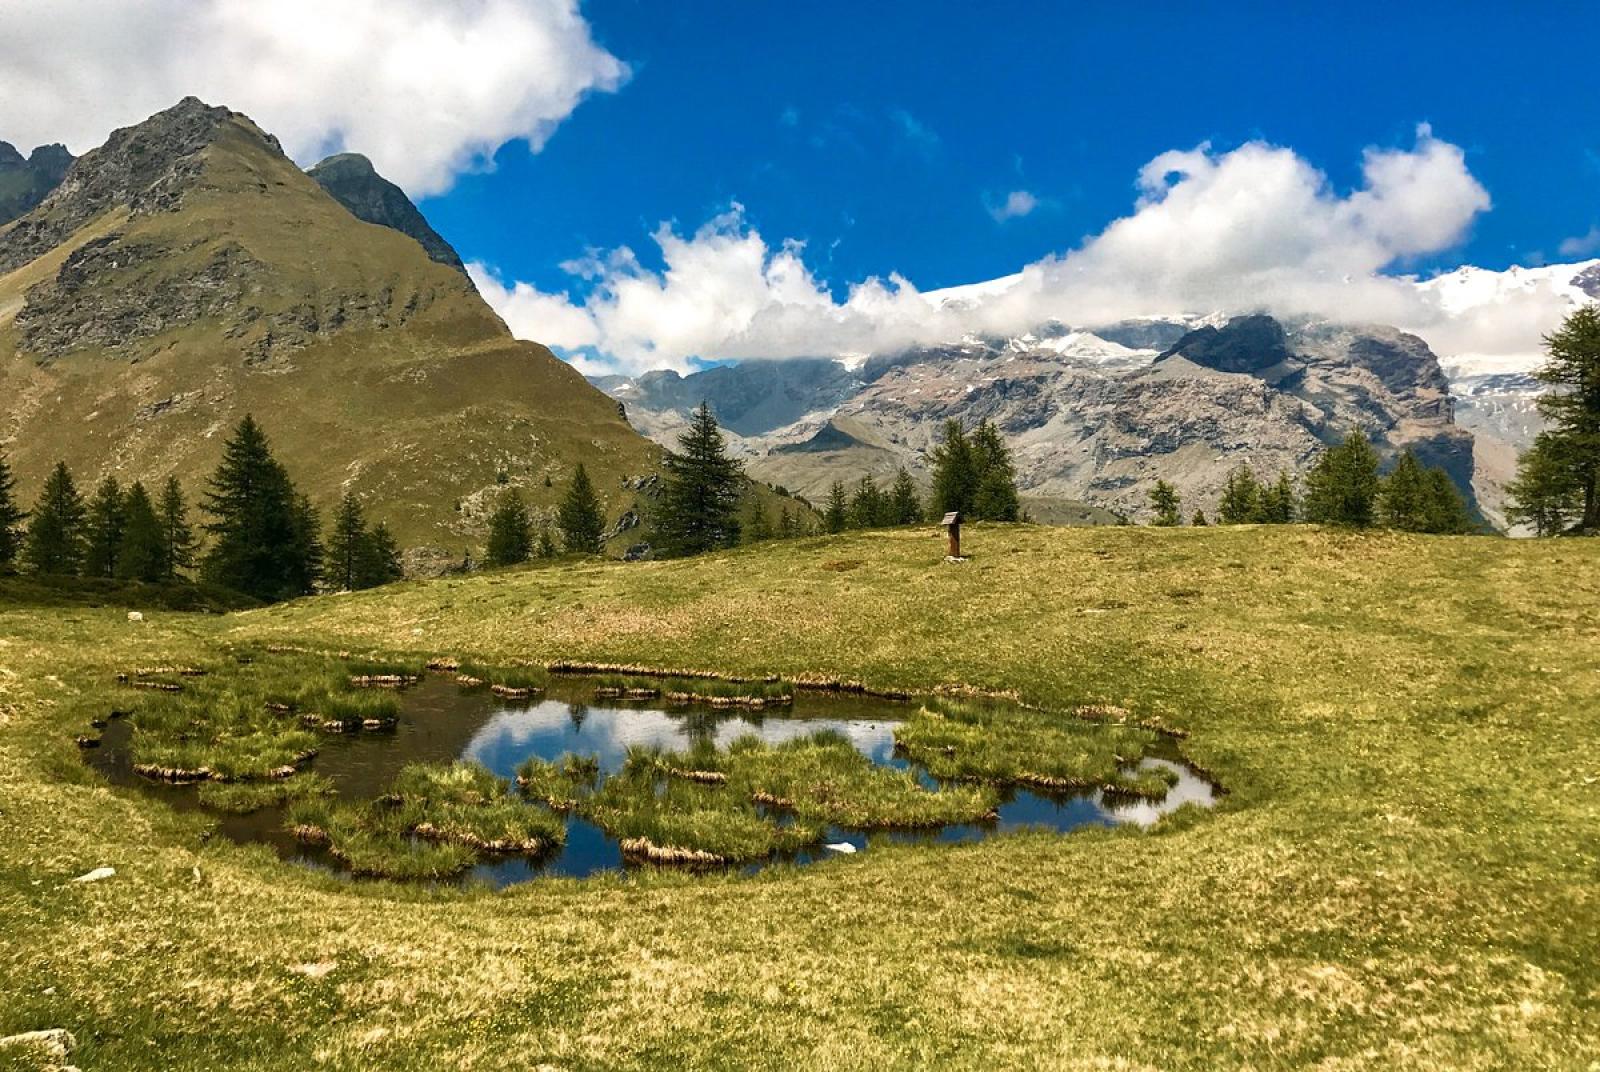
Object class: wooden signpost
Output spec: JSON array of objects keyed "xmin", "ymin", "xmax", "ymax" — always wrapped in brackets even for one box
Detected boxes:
[{"xmin": 942, "ymin": 511, "xmax": 962, "ymax": 559}]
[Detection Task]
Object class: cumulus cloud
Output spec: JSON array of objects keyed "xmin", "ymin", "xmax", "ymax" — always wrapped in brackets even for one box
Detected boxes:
[
  {"xmin": 475, "ymin": 126, "xmax": 1515, "ymax": 374},
  {"xmin": 0, "ymin": 0, "xmax": 625, "ymax": 195},
  {"xmin": 986, "ymin": 190, "xmax": 1039, "ymax": 222},
  {"xmin": 1558, "ymin": 226, "xmax": 1600, "ymax": 258}
]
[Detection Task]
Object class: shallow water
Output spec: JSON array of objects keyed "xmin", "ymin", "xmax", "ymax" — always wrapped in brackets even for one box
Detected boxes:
[{"xmin": 89, "ymin": 675, "xmax": 1218, "ymax": 886}]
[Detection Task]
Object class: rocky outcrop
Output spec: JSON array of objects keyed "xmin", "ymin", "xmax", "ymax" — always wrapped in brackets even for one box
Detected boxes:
[
  {"xmin": 0, "ymin": 140, "xmax": 73, "ymax": 225},
  {"xmin": 308, "ymin": 152, "xmax": 466, "ymax": 274},
  {"xmin": 0, "ymin": 97, "xmax": 258, "ymax": 274}
]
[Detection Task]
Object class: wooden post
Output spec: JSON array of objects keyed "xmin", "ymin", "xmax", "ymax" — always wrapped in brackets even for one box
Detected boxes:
[{"xmin": 941, "ymin": 511, "xmax": 962, "ymax": 558}]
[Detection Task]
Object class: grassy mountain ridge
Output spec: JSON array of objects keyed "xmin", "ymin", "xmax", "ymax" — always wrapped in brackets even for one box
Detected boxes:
[{"xmin": 0, "ymin": 98, "xmax": 660, "ymax": 551}]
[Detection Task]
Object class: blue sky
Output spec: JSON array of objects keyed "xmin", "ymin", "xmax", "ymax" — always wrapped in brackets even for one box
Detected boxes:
[{"xmin": 425, "ymin": 0, "xmax": 1600, "ymax": 300}]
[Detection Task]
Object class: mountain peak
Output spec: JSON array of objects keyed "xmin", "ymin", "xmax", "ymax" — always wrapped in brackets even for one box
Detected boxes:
[
  {"xmin": 308, "ymin": 151, "xmax": 466, "ymax": 274},
  {"xmin": 0, "ymin": 95, "xmax": 289, "ymax": 274}
]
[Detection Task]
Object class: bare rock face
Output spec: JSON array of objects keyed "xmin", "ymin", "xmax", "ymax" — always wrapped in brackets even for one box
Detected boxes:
[
  {"xmin": 1573, "ymin": 262, "xmax": 1600, "ymax": 299},
  {"xmin": 308, "ymin": 152, "xmax": 466, "ymax": 275},
  {"xmin": 0, "ymin": 140, "xmax": 74, "ymax": 225}
]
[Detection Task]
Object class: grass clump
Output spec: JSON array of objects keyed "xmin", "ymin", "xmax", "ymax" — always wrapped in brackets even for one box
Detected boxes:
[
  {"xmin": 196, "ymin": 773, "xmax": 334, "ymax": 813},
  {"xmin": 724, "ymin": 732, "xmax": 999, "ymax": 827},
  {"xmin": 456, "ymin": 663, "xmax": 548, "ymax": 693},
  {"xmin": 894, "ymin": 702, "xmax": 1158, "ymax": 791},
  {"xmin": 516, "ymin": 753, "xmax": 600, "ymax": 810}
]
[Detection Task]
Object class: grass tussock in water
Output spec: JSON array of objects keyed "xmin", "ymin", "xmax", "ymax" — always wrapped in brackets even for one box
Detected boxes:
[
  {"xmin": 284, "ymin": 761, "xmax": 565, "ymax": 878},
  {"xmin": 455, "ymin": 662, "xmax": 549, "ymax": 693},
  {"xmin": 195, "ymin": 772, "xmax": 333, "ymax": 813},
  {"xmin": 894, "ymin": 701, "xmax": 1159, "ymax": 791},
  {"xmin": 516, "ymin": 753, "xmax": 600, "ymax": 810}
]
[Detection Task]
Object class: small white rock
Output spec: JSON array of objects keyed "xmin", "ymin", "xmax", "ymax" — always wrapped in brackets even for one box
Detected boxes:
[
  {"xmin": 127, "ymin": 611, "xmax": 144, "ymax": 622},
  {"xmin": 70, "ymin": 866, "xmax": 115, "ymax": 883},
  {"xmin": 823, "ymin": 842, "xmax": 858, "ymax": 855}
]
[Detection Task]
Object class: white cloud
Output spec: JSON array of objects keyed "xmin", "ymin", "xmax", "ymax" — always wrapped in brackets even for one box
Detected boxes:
[
  {"xmin": 0, "ymin": 0, "xmax": 625, "ymax": 195},
  {"xmin": 987, "ymin": 190, "xmax": 1039, "ymax": 222},
  {"xmin": 472, "ymin": 126, "xmax": 1525, "ymax": 374},
  {"xmin": 1558, "ymin": 226, "xmax": 1600, "ymax": 258}
]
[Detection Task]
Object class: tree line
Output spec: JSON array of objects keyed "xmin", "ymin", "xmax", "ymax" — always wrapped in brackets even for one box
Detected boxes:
[
  {"xmin": 1147, "ymin": 430, "xmax": 1474, "ymax": 533},
  {"xmin": 0, "ymin": 415, "xmax": 401, "ymax": 600}
]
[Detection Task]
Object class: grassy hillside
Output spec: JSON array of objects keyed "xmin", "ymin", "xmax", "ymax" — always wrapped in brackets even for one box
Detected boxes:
[
  {"xmin": 0, "ymin": 104, "xmax": 659, "ymax": 550},
  {"xmin": 1, "ymin": 526, "xmax": 1597, "ymax": 1068}
]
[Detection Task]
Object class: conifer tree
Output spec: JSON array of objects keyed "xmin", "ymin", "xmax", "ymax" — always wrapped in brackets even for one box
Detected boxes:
[
  {"xmin": 536, "ymin": 525, "xmax": 559, "ymax": 559},
  {"xmin": 115, "ymin": 482, "xmax": 166, "ymax": 583},
  {"xmin": 655, "ymin": 403, "xmax": 743, "ymax": 556},
  {"xmin": 1505, "ymin": 433, "xmax": 1582, "ymax": 536},
  {"xmin": 158, "ymin": 476, "xmax": 197, "ymax": 581},
  {"xmin": 557, "ymin": 463, "xmax": 606, "ymax": 554},
  {"xmin": 1421, "ymin": 468, "xmax": 1474, "ymax": 534},
  {"xmin": 0, "ymin": 450, "xmax": 25, "ymax": 573},
  {"xmin": 823, "ymin": 479, "xmax": 849, "ymax": 535},
  {"xmin": 1191, "ymin": 509, "xmax": 1209, "ymax": 526},
  {"xmin": 1148, "ymin": 480, "xmax": 1182, "ymax": 526},
  {"xmin": 325, "ymin": 492, "xmax": 370, "ymax": 591},
  {"xmin": 83, "ymin": 476, "xmax": 127, "ymax": 578},
  {"xmin": 929, "ymin": 419, "xmax": 978, "ymax": 517},
  {"xmin": 888, "ymin": 467, "xmax": 923, "ymax": 526},
  {"xmin": 1218, "ymin": 465, "xmax": 1263, "ymax": 524},
  {"xmin": 1259, "ymin": 471, "xmax": 1297, "ymax": 524},
  {"xmin": 201, "ymin": 415, "xmax": 315, "ymax": 601},
  {"xmin": 1531, "ymin": 306, "xmax": 1600, "ymax": 531},
  {"xmin": 849, "ymin": 475, "xmax": 884, "ymax": 529},
  {"xmin": 1378, "ymin": 451, "xmax": 1430, "ymax": 531},
  {"xmin": 1303, "ymin": 430, "xmax": 1381, "ymax": 528},
  {"xmin": 743, "ymin": 496, "xmax": 772, "ymax": 543},
  {"xmin": 23, "ymin": 462, "xmax": 86, "ymax": 575},
  {"xmin": 485, "ymin": 488, "xmax": 533, "ymax": 567},
  {"xmin": 356, "ymin": 521, "xmax": 404, "ymax": 587},
  {"xmin": 970, "ymin": 421, "xmax": 1021, "ymax": 521},
  {"xmin": 777, "ymin": 505, "xmax": 798, "ymax": 540}
]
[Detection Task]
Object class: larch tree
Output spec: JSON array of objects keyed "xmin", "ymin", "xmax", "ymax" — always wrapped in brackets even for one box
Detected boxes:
[
  {"xmin": 655, "ymin": 403, "xmax": 743, "ymax": 556},
  {"xmin": 23, "ymin": 462, "xmax": 86, "ymax": 576},
  {"xmin": 557, "ymin": 463, "xmax": 606, "ymax": 555}
]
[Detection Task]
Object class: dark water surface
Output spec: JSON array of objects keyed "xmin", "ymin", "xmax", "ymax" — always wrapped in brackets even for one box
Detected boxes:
[{"xmin": 90, "ymin": 675, "xmax": 1218, "ymax": 886}]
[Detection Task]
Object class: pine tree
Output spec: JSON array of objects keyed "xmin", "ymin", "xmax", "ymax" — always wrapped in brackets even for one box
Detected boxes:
[
  {"xmin": 158, "ymin": 476, "xmax": 197, "ymax": 581},
  {"xmin": 888, "ymin": 468, "xmax": 923, "ymax": 526},
  {"xmin": 485, "ymin": 488, "xmax": 533, "ymax": 567},
  {"xmin": 325, "ymin": 492, "xmax": 369, "ymax": 591},
  {"xmin": 537, "ymin": 525, "xmax": 559, "ymax": 559},
  {"xmin": 655, "ymin": 403, "xmax": 744, "ymax": 556},
  {"xmin": 1420, "ymin": 468, "xmax": 1474, "ymax": 534},
  {"xmin": 115, "ymin": 482, "xmax": 165, "ymax": 583},
  {"xmin": 83, "ymin": 476, "xmax": 127, "ymax": 578},
  {"xmin": 849, "ymin": 475, "xmax": 884, "ymax": 529},
  {"xmin": 1217, "ymin": 465, "xmax": 1263, "ymax": 524},
  {"xmin": 1303, "ymin": 430, "xmax": 1381, "ymax": 528},
  {"xmin": 1378, "ymin": 451, "xmax": 1430, "ymax": 531},
  {"xmin": 1532, "ymin": 306, "xmax": 1600, "ymax": 531},
  {"xmin": 557, "ymin": 463, "xmax": 606, "ymax": 554},
  {"xmin": 201, "ymin": 415, "xmax": 315, "ymax": 600},
  {"xmin": 288, "ymin": 493, "xmax": 324, "ymax": 596},
  {"xmin": 1505, "ymin": 433, "xmax": 1582, "ymax": 536},
  {"xmin": 823, "ymin": 479, "xmax": 849, "ymax": 535},
  {"xmin": 777, "ymin": 505, "xmax": 798, "ymax": 540},
  {"xmin": 1191, "ymin": 509, "xmax": 1209, "ymax": 526},
  {"xmin": 743, "ymin": 496, "xmax": 772, "ymax": 543},
  {"xmin": 23, "ymin": 462, "xmax": 86, "ymax": 575},
  {"xmin": 0, "ymin": 450, "xmax": 25, "ymax": 573},
  {"xmin": 970, "ymin": 421, "xmax": 1021, "ymax": 521},
  {"xmin": 929, "ymin": 419, "xmax": 978, "ymax": 518},
  {"xmin": 1148, "ymin": 480, "xmax": 1182, "ymax": 526},
  {"xmin": 355, "ymin": 521, "xmax": 404, "ymax": 587},
  {"xmin": 1259, "ymin": 472, "xmax": 1297, "ymax": 524}
]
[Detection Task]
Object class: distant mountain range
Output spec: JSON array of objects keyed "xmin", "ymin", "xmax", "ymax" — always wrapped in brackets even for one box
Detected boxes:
[
  {"xmin": 0, "ymin": 140, "xmax": 74, "ymax": 226},
  {"xmin": 0, "ymin": 97, "xmax": 660, "ymax": 553}
]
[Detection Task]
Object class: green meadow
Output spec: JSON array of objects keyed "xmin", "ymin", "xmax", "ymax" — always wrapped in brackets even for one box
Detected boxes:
[{"xmin": 2, "ymin": 523, "xmax": 1597, "ymax": 1069}]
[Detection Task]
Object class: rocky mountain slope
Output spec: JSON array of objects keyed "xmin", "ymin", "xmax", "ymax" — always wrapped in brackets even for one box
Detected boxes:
[
  {"xmin": 0, "ymin": 97, "xmax": 659, "ymax": 551},
  {"xmin": 597, "ymin": 314, "xmax": 1480, "ymax": 522},
  {"xmin": 0, "ymin": 141, "xmax": 73, "ymax": 225},
  {"xmin": 308, "ymin": 153, "xmax": 466, "ymax": 275}
]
